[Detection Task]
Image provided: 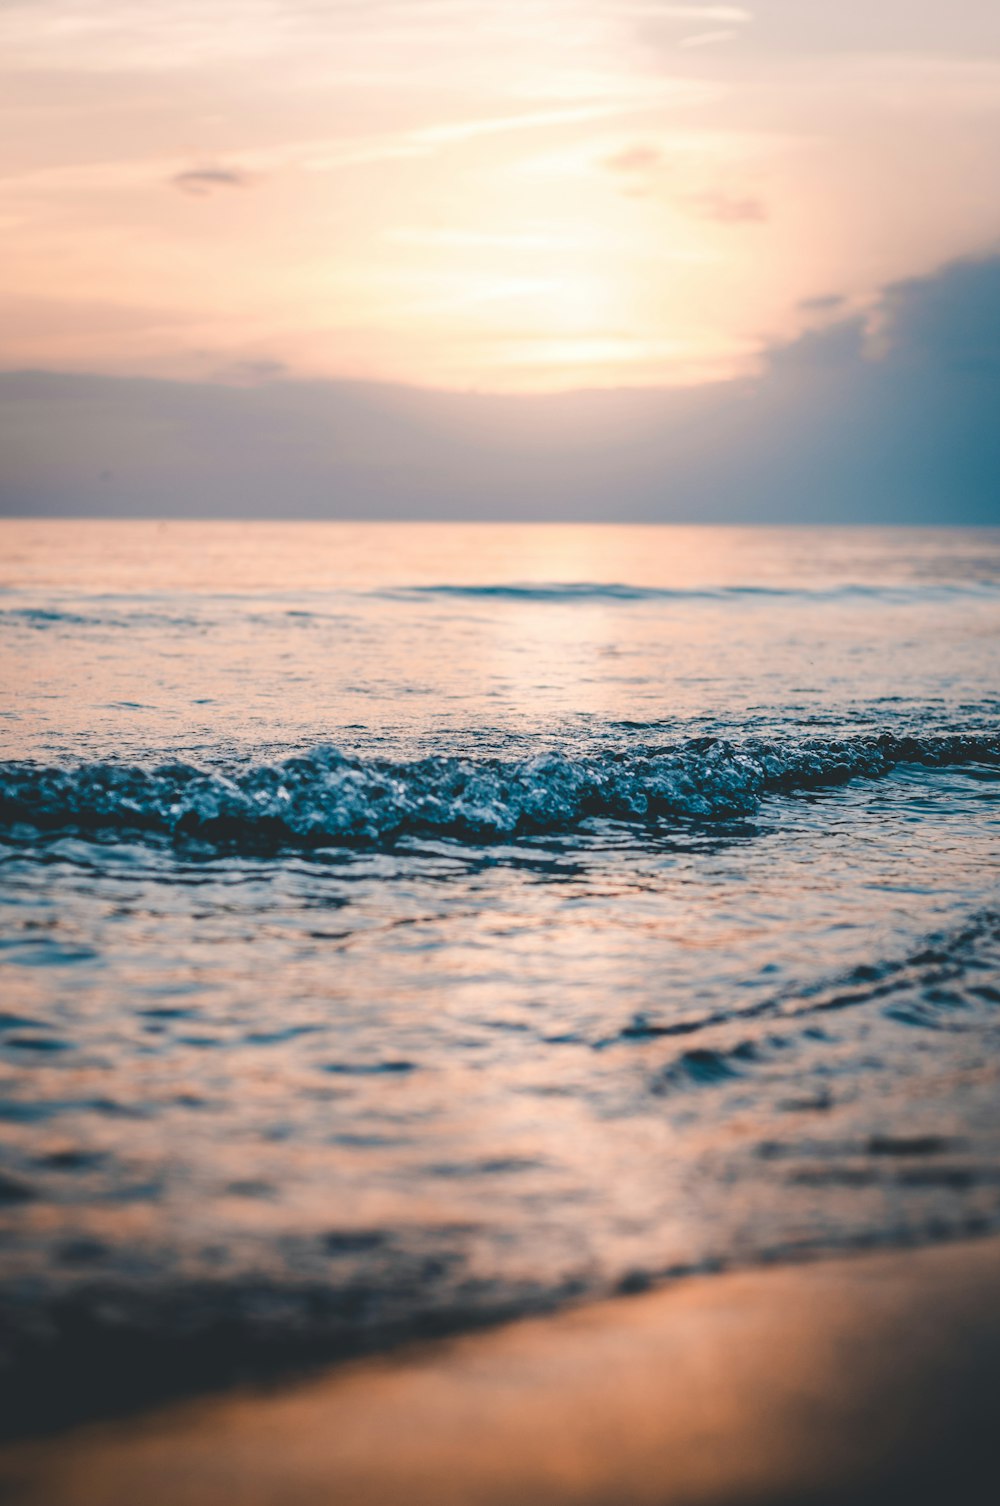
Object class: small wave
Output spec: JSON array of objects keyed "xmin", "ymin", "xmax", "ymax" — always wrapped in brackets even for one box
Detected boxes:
[
  {"xmin": 615, "ymin": 911, "xmax": 1000, "ymax": 1051},
  {"xmin": 3, "ymin": 580, "xmax": 997, "ymax": 632},
  {"xmin": 0, "ymin": 606, "xmax": 203, "ymax": 632},
  {"xmin": 1, "ymin": 733, "xmax": 997, "ymax": 851},
  {"xmin": 378, "ymin": 580, "xmax": 1000, "ymax": 605},
  {"xmin": 0, "ymin": 608, "xmax": 96, "ymax": 628}
]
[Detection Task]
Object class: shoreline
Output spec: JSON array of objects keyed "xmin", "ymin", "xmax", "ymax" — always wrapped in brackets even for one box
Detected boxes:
[{"xmin": 2, "ymin": 1234, "xmax": 998, "ymax": 1505}]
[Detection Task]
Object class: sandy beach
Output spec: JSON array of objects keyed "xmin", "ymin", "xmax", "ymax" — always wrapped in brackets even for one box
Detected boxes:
[{"xmin": 1, "ymin": 1234, "xmax": 997, "ymax": 1506}]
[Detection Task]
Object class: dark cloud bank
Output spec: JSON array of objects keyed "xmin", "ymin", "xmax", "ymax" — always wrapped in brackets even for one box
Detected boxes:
[{"xmin": 1, "ymin": 253, "xmax": 998, "ymax": 522}]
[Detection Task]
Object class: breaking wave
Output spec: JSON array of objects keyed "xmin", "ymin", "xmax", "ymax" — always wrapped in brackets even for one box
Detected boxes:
[{"xmin": 1, "ymin": 732, "xmax": 997, "ymax": 851}]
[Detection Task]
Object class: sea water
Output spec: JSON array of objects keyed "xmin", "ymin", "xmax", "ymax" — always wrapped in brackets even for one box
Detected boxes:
[{"xmin": 1, "ymin": 521, "xmax": 998, "ymax": 1430}]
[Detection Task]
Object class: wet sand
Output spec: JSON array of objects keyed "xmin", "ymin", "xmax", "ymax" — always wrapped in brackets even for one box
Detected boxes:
[{"xmin": 1, "ymin": 1235, "xmax": 998, "ymax": 1506}]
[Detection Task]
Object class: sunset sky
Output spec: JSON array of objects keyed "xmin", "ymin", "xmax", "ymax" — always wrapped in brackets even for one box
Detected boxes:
[{"xmin": 3, "ymin": 0, "xmax": 999, "ymax": 394}]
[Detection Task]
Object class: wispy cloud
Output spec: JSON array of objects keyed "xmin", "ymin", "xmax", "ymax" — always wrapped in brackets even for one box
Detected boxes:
[
  {"xmin": 387, "ymin": 227, "xmax": 578, "ymax": 250},
  {"xmin": 304, "ymin": 86, "xmax": 714, "ymax": 171},
  {"xmin": 624, "ymin": 5, "xmax": 752, "ymax": 20},
  {"xmin": 0, "ymin": 2, "xmax": 752, "ymax": 77},
  {"xmin": 602, "ymin": 145, "xmax": 767, "ymax": 220},
  {"xmin": 688, "ymin": 190, "xmax": 767, "ymax": 223},
  {"xmin": 170, "ymin": 165, "xmax": 254, "ymax": 196},
  {"xmin": 414, "ymin": 102, "xmax": 646, "ymax": 146},
  {"xmin": 604, "ymin": 144, "xmax": 664, "ymax": 175},
  {"xmin": 678, "ymin": 29, "xmax": 739, "ymax": 49},
  {"xmin": 4, "ymin": 0, "xmax": 999, "ymax": 399}
]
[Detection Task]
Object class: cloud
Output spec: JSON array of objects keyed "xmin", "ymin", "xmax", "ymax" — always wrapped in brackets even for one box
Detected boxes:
[
  {"xmin": 213, "ymin": 358, "xmax": 290, "ymax": 385},
  {"xmin": 387, "ymin": 227, "xmax": 576, "ymax": 250},
  {"xmin": 677, "ymin": 30, "xmax": 739, "ymax": 49},
  {"xmin": 604, "ymin": 144, "xmax": 665, "ymax": 175},
  {"xmin": 170, "ymin": 165, "xmax": 253, "ymax": 197},
  {"xmin": 411, "ymin": 102, "xmax": 652, "ymax": 147},
  {"xmin": 634, "ymin": 3, "xmax": 752, "ymax": 57},
  {"xmin": 300, "ymin": 97, "xmax": 707, "ymax": 173},
  {"xmin": 603, "ymin": 151, "xmax": 768, "ymax": 221},
  {"xmin": 878, "ymin": 251, "xmax": 1000, "ymax": 372},
  {"xmin": 1, "ymin": 251, "xmax": 997, "ymax": 524},
  {"xmin": 626, "ymin": 5, "xmax": 752, "ymax": 21},
  {"xmin": 798, "ymin": 293, "xmax": 847, "ymax": 313},
  {"xmin": 688, "ymin": 191, "xmax": 767, "ymax": 223}
]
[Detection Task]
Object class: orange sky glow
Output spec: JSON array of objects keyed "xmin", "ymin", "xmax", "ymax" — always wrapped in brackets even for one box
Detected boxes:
[{"xmin": 2, "ymin": 0, "xmax": 999, "ymax": 392}]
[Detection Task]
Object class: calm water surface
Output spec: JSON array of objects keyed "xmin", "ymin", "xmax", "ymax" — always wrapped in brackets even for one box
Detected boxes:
[{"xmin": 1, "ymin": 522, "xmax": 998, "ymax": 1431}]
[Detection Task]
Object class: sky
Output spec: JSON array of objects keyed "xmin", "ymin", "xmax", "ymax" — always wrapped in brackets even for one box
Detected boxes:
[
  {"xmin": 1, "ymin": 0, "xmax": 999, "ymax": 518},
  {"xmin": 4, "ymin": 252, "xmax": 998, "ymax": 521}
]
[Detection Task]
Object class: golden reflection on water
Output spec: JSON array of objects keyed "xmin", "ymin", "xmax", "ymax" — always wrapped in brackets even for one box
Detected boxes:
[
  {"xmin": 3, "ymin": 521, "xmax": 997, "ymax": 760},
  {"xmin": 1, "ymin": 520, "xmax": 998, "ymax": 1447}
]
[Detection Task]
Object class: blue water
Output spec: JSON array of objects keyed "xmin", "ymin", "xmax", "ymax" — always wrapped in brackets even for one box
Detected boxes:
[{"xmin": 1, "ymin": 522, "xmax": 998, "ymax": 1432}]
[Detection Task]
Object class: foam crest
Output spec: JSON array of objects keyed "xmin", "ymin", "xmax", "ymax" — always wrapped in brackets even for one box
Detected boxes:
[{"xmin": 1, "ymin": 733, "xmax": 997, "ymax": 851}]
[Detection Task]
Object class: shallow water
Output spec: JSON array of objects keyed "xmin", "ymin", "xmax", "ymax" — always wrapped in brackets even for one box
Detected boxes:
[{"xmin": 1, "ymin": 522, "xmax": 998, "ymax": 1432}]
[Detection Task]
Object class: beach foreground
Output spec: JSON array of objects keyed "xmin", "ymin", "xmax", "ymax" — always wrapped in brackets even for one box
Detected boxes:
[{"xmin": 1, "ymin": 1236, "xmax": 997, "ymax": 1506}]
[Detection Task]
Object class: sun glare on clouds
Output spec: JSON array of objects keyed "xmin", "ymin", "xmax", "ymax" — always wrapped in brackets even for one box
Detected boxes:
[{"xmin": 0, "ymin": 0, "xmax": 998, "ymax": 391}]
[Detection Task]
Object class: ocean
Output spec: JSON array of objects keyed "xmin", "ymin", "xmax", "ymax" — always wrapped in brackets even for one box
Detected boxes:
[{"xmin": 1, "ymin": 520, "xmax": 998, "ymax": 1434}]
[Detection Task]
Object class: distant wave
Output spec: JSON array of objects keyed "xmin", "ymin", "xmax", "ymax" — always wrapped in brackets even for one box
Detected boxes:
[
  {"xmin": 382, "ymin": 582, "xmax": 724, "ymax": 602},
  {"xmin": 2, "ymin": 579, "xmax": 998, "ymax": 632},
  {"xmin": 1, "ymin": 733, "xmax": 997, "ymax": 851},
  {"xmin": 0, "ymin": 606, "xmax": 202, "ymax": 632},
  {"xmin": 377, "ymin": 580, "xmax": 1000, "ymax": 604}
]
